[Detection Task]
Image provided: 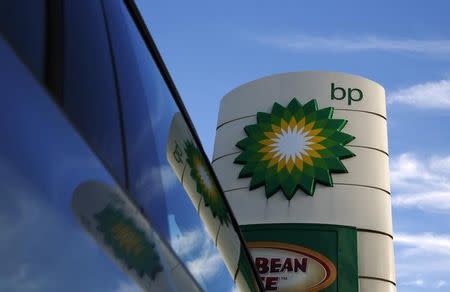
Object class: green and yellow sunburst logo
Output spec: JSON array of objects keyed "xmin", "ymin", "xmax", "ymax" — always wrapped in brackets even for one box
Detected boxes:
[
  {"xmin": 94, "ymin": 205, "xmax": 163, "ymax": 280},
  {"xmin": 185, "ymin": 141, "xmax": 230, "ymax": 225},
  {"xmin": 234, "ymin": 98, "xmax": 355, "ymax": 199}
]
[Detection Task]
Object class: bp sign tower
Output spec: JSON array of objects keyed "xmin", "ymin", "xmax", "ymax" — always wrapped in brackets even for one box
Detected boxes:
[{"xmin": 212, "ymin": 72, "xmax": 395, "ymax": 291}]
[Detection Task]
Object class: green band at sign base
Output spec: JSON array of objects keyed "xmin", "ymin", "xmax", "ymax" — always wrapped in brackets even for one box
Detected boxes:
[{"xmin": 241, "ymin": 223, "xmax": 359, "ymax": 291}]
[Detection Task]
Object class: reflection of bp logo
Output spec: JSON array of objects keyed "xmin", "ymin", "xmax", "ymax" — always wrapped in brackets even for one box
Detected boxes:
[
  {"xmin": 185, "ymin": 141, "xmax": 230, "ymax": 225},
  {"xmin": 94, "ymin": 206, "xmax": 163, "ymax": 280},
  {"xmin": 234, "ymin": 98, "xmax": 355, "ymax": 199}
]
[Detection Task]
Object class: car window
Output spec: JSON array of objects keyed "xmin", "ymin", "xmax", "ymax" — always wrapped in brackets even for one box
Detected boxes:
[
  {"xmin": 0, "ymin": 35, "xmax": 204, "ymax": 292},
  {"xmin": 0, "ymin": 36, "xmax": 139, "ymax": 291},
  {"xmin": 0, "ymin": 0, "xmax": 47, "ymax": 81},
  {"xmin": 101, "ymin": 1, "xmax": 261, "ymax": 291},
  {"xmin": 0, "ymin": 0, "xmax": 261, "ymax": 290},
  {"xmin": 61, "ymin": 0, "xmax": 127, "ymax": 188}
]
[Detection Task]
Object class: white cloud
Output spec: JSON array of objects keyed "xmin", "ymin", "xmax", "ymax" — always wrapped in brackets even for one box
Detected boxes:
[
  {"xmin": 395, "ymin": 232, "xmax": 450, "ymax": 289},
  {"xmin": 389, "ymin": 79, "xmax": 450, "ymax": 109},
  {"xmin": 393, "ymin": 191, "xmax": 450, "ymax": 212},
  {"xmin": 402, "ymin": 278, "xmax": 425, "ymax": 287},
  {"xmin": 254, "ymin": 34, "xmax": 450, "ymax": 55},
  {"xmin": 113, "ymin": 281, "xmax": 142, "ymax": 292},
  {"xmin": 187, "ymin": 247, "xmax": 223, "ymax": 281},
  {"xmin": 391, "ymin": 153, "xmax": 450, "ymax": 212},
  {"xmin": 135, "ymin": 164, "xmax": 179, "ymax": 192},
  {"xmin": 171, "ymin": 229, "xmax": 203, "ymax": 257},
  {"xmin": 390, "ymin": 153, "xmax": 450, "ymax": 189},
  {"xmin": 392, "ymin": 154, "xmax": 450, "ymax": 288},
  {"xmin": 395, "ymin": 233, "xmax": 450, "ymax": 256},
  {"xmin": 230, "ymin": 286, "xmax": 240, "ymax": 292},
  {"xmin": 435, "ymin": 280, "xmax": 447, "ymax": 288},
  {"xmin": 390, "ymin": 153, "xmax": 433, "ymax": 186},
  {"xmin": 170, "ymin": 226, "xmax": 225, "ymax": 286},
  {"xmin": 159, "ymin": 164, "xmax": 179, "ymax": 190},
  {"xmin": 396, "ymin": 257, "xmax": 450, "ymax": 276},
  {"xmin": 430, "ymin": 156, "xmax": 450, "ymax": 174},
  {"xmin": 185, "ymin": 227, "xmax": 224, "ymax": 281}
]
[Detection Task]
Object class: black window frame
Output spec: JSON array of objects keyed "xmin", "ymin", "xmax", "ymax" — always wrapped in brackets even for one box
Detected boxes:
[{"xmin": 44, "ymin": 0, "xmax": 64, "ymax": 102}]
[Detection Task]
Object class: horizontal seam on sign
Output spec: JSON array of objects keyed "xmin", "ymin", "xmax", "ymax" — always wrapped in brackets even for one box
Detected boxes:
[
  {"xmin": 180, "ymin": 163, "xmax": 187, "ymax": 183},
  {"xmin": 357, "ymin": 228, "xmax": 393, "ymax": 239},
  {"xmin": 224, "ymin": 185, "xmax": 390, "ymax": 196},
  {"xmin": 196, "ymin": 197, "xmax": 203, "ymax": 212},
  {"xmin": 170, "ymin": 263, "xmax": 181, "ymax": 272},
  {"xmin": 217, "ymin": 108, "xmax": 387, "ymax": 130},
  {"xmin": 358, "ymin": 276, "xmax": 396, "ymax": 286},
  {"xmin": 346, "ymin": 145, "xmax": 389, "ymax": 156},
  {"xmin": 333, "ymin": 183, "xmax": 391, "ymax": 195},
  {"xmin": 212, "ymin": 151, "xmax": 241, "ymax": 164},
  {"xmin": 216, "ymin": 114, "xmax": 257, "ymax": 130},
  {"xmin": 213, "ymin": 146, "xmax": 388, "ymax": 163},
  {"xmin": 224, "ymin": 186, "xmax": 248, "ymax": 193},
  {"xmin": 233, "ymin": 264, "xmax": 240, "ymax": 281},
  {"xmin": 334, "ymin": 108, "xmax": 387, "ymax": 120},
  {"xmin": 215, "ymin": 224, "xmax": 221, "ymax": 246}
]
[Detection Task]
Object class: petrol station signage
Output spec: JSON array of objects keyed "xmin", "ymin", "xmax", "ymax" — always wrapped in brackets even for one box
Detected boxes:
[
  {"xmin": 213, "ymin": 72, "xmax": 396, "ymax": 291},
  {"xmin": 234, "ymin": 97, "xmax": 355, "ymax": 199}
]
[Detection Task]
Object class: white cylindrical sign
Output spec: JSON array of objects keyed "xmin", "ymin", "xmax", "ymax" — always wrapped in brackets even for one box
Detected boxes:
[{"xmin": 213, "ymin": 71, "xmax": 395, "ymax": 292}]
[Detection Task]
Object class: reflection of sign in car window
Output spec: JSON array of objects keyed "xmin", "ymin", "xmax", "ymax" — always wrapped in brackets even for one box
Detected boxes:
[
  {"xmin": 184, "ymin": 140, "xmax": 230, "ymax": 225},
  {"xmin": 71, "ymin": 181, "xmax": 202, "ymax": 292},
  {"xmin": 166, "ymin": 113, "xmax": 260, "ymax": 292},
  {"xmin": 94, "ymin": 205, "xmax": 162, "ymax": 280},
  {"xmin": 166, "ymin": 113, "xmax": 230, "ymax": 225}
]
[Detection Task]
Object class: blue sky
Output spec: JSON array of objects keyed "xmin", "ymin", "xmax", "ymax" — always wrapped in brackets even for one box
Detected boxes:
[{"xmin": 138, "ymin": 1, "xmax": 450, "ymax": 291}]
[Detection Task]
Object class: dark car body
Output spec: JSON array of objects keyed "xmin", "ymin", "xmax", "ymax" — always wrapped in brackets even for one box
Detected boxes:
[{"xmin": 0, "ymin": 1, "xmax": 263, "ymax": 291}]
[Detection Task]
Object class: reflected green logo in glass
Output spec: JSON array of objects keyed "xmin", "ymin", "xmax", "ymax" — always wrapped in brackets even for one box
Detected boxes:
[
  {"xmin": 234, "ymin": 98, "xmax": 355, "ymax": 199},
  {"xmin": 94, "ymin": 205, "xmax": 163, "ymax": 280},
  {"xmin": 185, "ymin": 141, "xmax": 230, "ymax": 225}
]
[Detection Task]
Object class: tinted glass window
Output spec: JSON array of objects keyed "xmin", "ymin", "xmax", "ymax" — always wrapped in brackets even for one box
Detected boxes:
[
  {"xmin": 0, "ymin": 37, "xmax": 139, "ymax": 291},
  {"xmin": 0, "ymin": 0, "xmax": 260, "ymax": 290},
  {"xmin": 0, "ymin": 0, "xmax": 46, "ymax": 81},
  {"xmin": 103, "ymin": 1, "xmax": 261, "ymax": 291},
  {"xmin": 62, "ymin": 0, "xmax": 127, "ymax": 188},
  {"xmin": 0, "ymin": 35, "xmax": 203, "ymax": 292}
]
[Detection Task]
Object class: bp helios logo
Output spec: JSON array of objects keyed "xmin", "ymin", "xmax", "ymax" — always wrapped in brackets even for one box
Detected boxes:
[
  {"xmin": 185, "ymin": 140, "xmax": 230, "ymax": 225},
  {"xmin": 234, "ymin": 98, "xmax": 355, "ymax": 199},
  {"xmin": 94, "ymin": 205, "xmax": 163, "ymax": 280}
]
